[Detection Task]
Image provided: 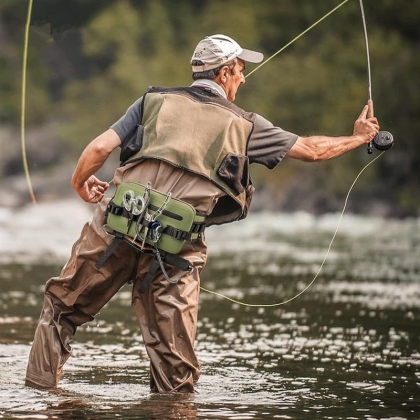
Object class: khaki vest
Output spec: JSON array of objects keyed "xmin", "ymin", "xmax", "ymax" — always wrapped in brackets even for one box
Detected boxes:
[{"xmin": 126, "ymin": 87, "xmax": 256, "ymax": 226}]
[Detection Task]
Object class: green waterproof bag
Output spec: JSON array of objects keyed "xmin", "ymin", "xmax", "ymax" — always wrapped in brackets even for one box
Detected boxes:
[{"xmin": 106, "ymin": 182, "xmax": 203, "ymax": 255}]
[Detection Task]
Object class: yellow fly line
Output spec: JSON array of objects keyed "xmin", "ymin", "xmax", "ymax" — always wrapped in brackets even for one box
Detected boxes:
[
  {"xmin": 246, "ymin": 0, "xmax": 350, "ymax": 79},
  {"xmin": 21, "ymin": 0, "xmax": 36, "ymax": 204},
  {"xmin": 200, "ymin": 152, "xmax": 384, "ymax": 307}
]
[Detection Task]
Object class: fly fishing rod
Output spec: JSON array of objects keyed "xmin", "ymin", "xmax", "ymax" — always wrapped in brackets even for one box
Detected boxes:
[
  {"xmin": 359, "ymin": 0, "xmax": 394, "ymax": 153},
  {"xmin": 202, "ymin": 1, "xmax": 395, "ymax": 307}
]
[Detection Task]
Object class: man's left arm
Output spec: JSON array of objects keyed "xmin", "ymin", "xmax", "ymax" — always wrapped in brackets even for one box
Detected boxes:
[{"xmin": 71, "ymin": 128, "xmax": 121, "ymax": 203}]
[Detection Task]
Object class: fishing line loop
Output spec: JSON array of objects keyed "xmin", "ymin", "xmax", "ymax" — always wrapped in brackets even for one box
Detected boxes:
[{"xmin": 200, "ymin": 152, "xmax": 385, "ymax": 307}]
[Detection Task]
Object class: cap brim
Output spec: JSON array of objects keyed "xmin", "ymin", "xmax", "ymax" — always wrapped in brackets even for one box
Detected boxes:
[{"xmin": 238, "ymin": 48, "xmax": 264, "ymax": 64}]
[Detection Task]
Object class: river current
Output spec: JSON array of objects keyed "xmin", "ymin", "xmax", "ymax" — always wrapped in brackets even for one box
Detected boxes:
[{"xmin": 0, "ymin": 200, "xmax": 419, "ymax": 419}]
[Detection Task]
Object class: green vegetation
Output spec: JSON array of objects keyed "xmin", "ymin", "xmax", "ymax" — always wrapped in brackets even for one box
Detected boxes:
[{"xmin": 0, "ymin": 0, "xmax": 418, "ymax": 216}]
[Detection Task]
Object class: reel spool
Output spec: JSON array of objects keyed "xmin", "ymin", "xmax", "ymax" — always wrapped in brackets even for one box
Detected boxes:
[
  {"xmin": 373, "ymin": 131, "xmax": 394, "ymax": 151},
  {"xmin": 368, "ymin": 130, "xmax": 394, "ymax": 153}
]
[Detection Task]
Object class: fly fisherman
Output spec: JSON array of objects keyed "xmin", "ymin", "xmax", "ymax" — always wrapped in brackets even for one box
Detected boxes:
[{"xmin": 25, "ymin": 34, "xmax": 380, "ymax": 392}]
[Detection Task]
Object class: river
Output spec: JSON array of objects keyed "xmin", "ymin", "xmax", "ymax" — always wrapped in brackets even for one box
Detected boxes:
[{"xmin": 0, "ymin": 200, "xmax": 419, "ymax": 419}]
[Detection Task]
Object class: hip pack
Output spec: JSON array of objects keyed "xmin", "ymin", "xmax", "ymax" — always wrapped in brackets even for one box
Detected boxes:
[
  {"xmin": 105, "ymin": 182, "xmax": 205, "ymax": 254},
  {"xmin": 97, "ymin": 182, "xmax": 206, "ymax": 293}
]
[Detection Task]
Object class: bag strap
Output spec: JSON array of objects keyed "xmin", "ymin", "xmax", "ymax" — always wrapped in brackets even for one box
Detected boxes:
[
  {"xmin": 138, "ymin": 259, "xmax": 160, "ymax": 293},
  {"xmin": 163, "ymin": 222, "xmax": 206, "ymax": 241}
]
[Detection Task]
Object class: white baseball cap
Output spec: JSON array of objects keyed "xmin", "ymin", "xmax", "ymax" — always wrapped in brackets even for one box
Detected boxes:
[{"xmin": 191, "ymin": 34, "xmax": 264, "ymax": 72}]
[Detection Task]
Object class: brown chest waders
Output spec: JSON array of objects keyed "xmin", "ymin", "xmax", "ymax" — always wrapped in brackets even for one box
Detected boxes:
[{"xmin": 96, "ymin": 182, "xmax": 206, "ymax": 293}]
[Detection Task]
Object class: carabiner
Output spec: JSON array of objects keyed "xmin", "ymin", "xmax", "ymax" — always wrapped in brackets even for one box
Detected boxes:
[{"xmin": 150, "ymin": 221, "xmax": 163, "ymax": 243}]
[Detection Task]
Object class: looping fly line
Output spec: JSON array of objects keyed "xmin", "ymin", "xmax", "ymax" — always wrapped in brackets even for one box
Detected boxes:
[
  {"xmin": 200, "ymin": 0, "xmax": 386, "ymax": 307},
  {"xmin": 21, "ymin": 0, "xmax": 36, "ymax": 204},
  {"xmin": 200, "ymin": 152, "xmax": 384, "ymax": 307}
]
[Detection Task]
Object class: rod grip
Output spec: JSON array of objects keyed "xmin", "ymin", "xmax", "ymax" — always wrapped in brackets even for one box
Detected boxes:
[
  {"xmin": 367, "ymin": 99, "xmax": 374, "ymax": 153},
  {"xmin": 367, "ymin": 99, "xmax": 374, "ymax": 118}
]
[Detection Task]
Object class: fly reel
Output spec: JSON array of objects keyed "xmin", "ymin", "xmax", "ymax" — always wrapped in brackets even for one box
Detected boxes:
[
  {"xmin": 373, "ymin": 131, "xmax": 394, "ymax": 150},
  {"xmin": 368, "ymin": 131, "xmax": 394, "ymax": 153}
]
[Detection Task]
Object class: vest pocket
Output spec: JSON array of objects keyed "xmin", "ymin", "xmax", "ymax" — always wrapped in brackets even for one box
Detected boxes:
[{"xmin": 217, "ymin": 153, "xmax": 249, "ymax": 195}]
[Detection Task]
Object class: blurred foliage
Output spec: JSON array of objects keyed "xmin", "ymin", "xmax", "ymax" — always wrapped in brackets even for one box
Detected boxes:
[{"xmin": 0, "ymin": 0, "xmax": 419, "ymax": 216}]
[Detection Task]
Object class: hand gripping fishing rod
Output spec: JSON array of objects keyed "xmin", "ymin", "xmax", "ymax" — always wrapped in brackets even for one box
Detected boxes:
[{"xmin": 359, "ymin": 0, "xmax": 394, "ymax": 153}]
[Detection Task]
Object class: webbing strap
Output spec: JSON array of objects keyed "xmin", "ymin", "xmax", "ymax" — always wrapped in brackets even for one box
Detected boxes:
[
  {"xmin": 96, "ymin": 229, "xmax": 193, "ymax": 293},
  {"xmin": 137, "ymin": 249, "xmax": 192, "ymax": 294},
  {"xmin": 163, "ymin": 223, "xmax": 205, "ymax": 241},
  {"xmin": 95, "ymin": 233, "xmax": 124, "ymax": 269},
  {"xmin": 138, "ymin": 259, "xmax": 160, "ymax": 294}
]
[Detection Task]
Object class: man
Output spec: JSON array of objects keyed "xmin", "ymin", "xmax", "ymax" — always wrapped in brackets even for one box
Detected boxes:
[{"xmin": 25, "ymin": 34, "xmax": 379, "ymax": 392}]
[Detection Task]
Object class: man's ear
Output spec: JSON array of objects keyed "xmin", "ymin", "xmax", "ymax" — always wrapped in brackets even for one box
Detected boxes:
[{"xmin": 220, "ymin": 65, "xmax": 229, "ymax": 82}]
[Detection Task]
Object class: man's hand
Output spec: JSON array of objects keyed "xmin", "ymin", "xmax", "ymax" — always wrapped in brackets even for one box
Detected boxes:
[
  {"xmin": 74, "ymin": 175, "xmax": 109, "ymax": 203},
  {"xmin": 353, "ymin": 105, "xmax": 380, "ymax": 143},
  {"xmin": 70, "ymin": 129, "xmax": 121, "ymax": 203}
]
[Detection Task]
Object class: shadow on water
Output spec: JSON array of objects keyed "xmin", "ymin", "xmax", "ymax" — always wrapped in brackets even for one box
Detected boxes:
[{"xmin": 1, "ymin": 206, "xmax": 420, "ymax": 419}]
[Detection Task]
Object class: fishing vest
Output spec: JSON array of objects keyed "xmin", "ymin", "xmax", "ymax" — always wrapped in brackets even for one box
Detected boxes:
[{"xmin": 125, "ymin": 86, "xmax": 256, "ymax": 226}]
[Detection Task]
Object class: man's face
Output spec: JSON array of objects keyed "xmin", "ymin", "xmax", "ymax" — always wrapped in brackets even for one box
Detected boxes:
[{"xmin": 222, "ymin": 59, "xmax": 246, "ymax": 102}]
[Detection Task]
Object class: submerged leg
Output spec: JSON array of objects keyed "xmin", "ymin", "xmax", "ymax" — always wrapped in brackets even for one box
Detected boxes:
[
  {"xmin": 132, "ymin": 238, "xmax": 207, "ymax": 393},
  {"xmin": 25, "ymin": 203, "xmax": 137, "ymax": 389},
  {"xmin": 25, "ymin": 295, "xmax": 74, "ymax": 388}
]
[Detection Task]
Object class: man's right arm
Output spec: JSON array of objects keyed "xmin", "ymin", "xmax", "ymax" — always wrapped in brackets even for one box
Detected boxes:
[{"xmin": 286, "ymin": 105, "xmax": 379, "ymax": 162}]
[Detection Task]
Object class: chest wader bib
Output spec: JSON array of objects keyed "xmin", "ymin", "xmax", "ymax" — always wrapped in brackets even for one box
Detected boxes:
[{"xmin": 96, "ymin": 182, "xmax": 206, "ymax": 293}]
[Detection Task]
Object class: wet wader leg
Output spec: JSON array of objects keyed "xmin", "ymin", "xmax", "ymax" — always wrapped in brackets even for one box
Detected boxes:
[
  {"xmin": 132, "ymin": 238, "xmax": 207, "ymax": 393},
  {"xmin": 25, "ymin": 202, "xmax": 138, "ymax": 389}
]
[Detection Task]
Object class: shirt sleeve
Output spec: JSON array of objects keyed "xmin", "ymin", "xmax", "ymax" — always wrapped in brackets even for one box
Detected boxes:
[
  {"xmin": 110, "ymin": 97, "xmax": 144, "ymax": 144},
  {"xmin": 247, "ymin": 113, "xmax": 298, "ymax": 169}
]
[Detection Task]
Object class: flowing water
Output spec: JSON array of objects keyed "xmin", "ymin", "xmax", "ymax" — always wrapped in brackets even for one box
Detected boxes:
[{"xmin": 0, "ymin": 200, "xmax": 419, "ymax": 419}]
